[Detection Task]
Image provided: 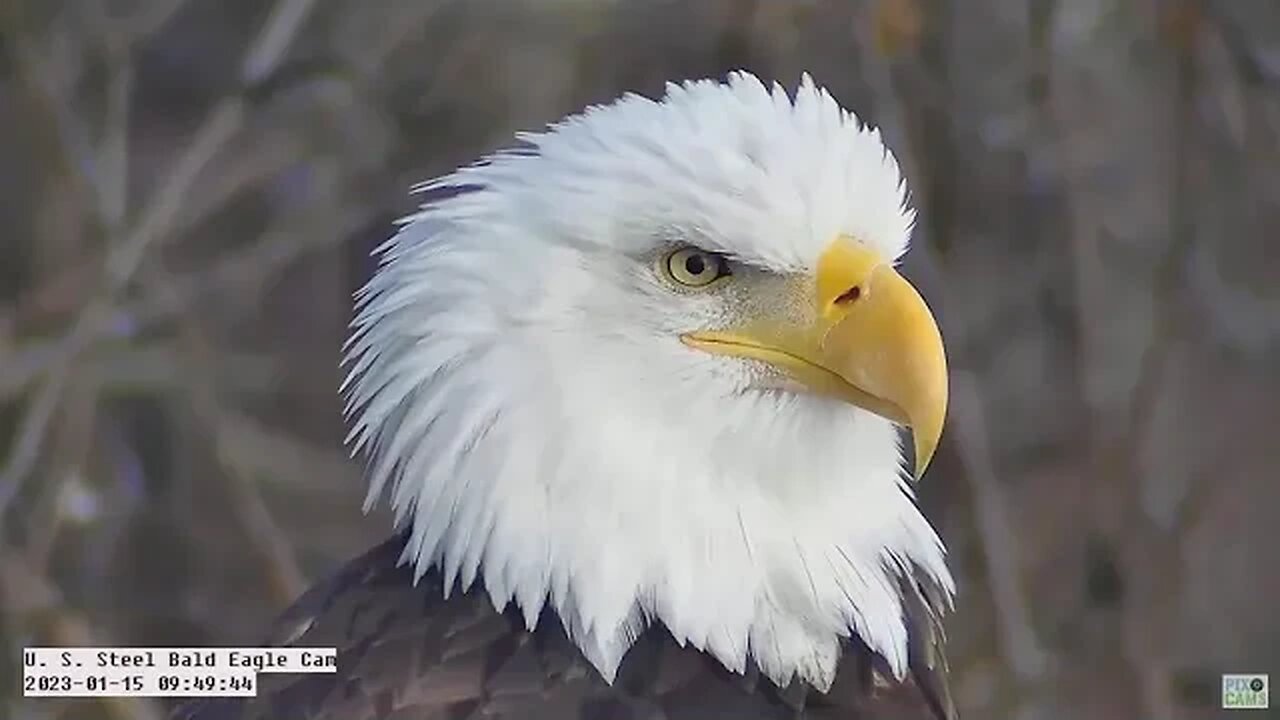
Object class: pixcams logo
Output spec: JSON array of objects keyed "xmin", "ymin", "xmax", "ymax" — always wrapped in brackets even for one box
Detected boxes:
[{"xmin": 1222, "ymin": 674, "xmax": 1269, "ymax": 710}]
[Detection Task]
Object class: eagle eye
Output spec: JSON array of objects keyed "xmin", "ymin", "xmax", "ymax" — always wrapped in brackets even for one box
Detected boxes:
[{"xmin": 662, "ymin": 247, "xmax": 731, "ymax": 288}]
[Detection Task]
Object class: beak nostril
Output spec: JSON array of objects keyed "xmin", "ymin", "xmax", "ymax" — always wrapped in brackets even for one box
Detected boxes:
[{"xmin": 834, "ymin": 285, "xmax": 862, "ymax": 305}]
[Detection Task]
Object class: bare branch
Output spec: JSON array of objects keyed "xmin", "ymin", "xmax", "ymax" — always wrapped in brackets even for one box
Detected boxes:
[
  {"xmin": 101, "ymin": 0, "xmax": 194, "ymax": 46},
  {"xmin": 0, "ymin": 361, "xmax": 75, "ymax": 518},
  {"xmin": 0, "ymin": 22, "xmax": 105, "ymax": 224},
  {"xmin": 0, "ymin": 547, "xmax": 166, "ymax": 720},
  {"xmin": 0, "ymin": 178, "xmax": 381, "ymax": 409},
  {"xmin": 348, "ymin": 0, "xmax": 451, "ymax": 75},
  {"xmin": 142, "ymin": 261, "xmax": 308, "ymax": 605},
  {"xmin": 950, "ymin": 373, "xmax": 1052, "ymax": 685},
  {"xmin": 97, "ymin": 52, "xmax": 134, "ymax": 233},
  {"xmin": 213, "ymin": 408, "xmax": 359, "ymax": 495},
  {"xmin": 0, "ymin": 0, "xmax": 323, "ymax": 520},
  {"xmin": 242, "ymin": 0, "xmax": 321, "ymax": 87}
]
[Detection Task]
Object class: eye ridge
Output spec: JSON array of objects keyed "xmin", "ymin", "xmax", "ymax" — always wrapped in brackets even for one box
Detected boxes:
[{"xmin": 663, "ymin": 247, "xmax": 732, "ymax": 288}]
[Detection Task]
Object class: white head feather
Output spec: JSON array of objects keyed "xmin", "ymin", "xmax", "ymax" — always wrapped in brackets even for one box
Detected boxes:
[{"xmin": 343, "ymin": 72, "xmax": 953, "ymax": 692}]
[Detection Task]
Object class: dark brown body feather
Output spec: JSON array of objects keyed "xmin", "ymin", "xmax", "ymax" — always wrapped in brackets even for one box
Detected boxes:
[{"xmin": 172, "ymin": 535, "xmax": 955, "ymax": 720}]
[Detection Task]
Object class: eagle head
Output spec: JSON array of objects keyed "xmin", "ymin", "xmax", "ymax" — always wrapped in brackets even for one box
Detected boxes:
[{"xmin": 343, "ymin": 72, "xmax": 953, "ymax": 692}]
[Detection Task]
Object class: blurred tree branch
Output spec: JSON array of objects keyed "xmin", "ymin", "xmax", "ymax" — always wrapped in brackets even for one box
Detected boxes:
[
  {"xmin": 949, "ymin": 374, "xmax": 1051, "ymax": 686},
  {"xmin": 141, "ymin": 261, "xmax": 307, "ymax": 606},
  {"xmin": 0, "ymin": 0, "xmax": 321, "ymax": 520},
  {"xmin": 1202, "ymin": 0, "xmax": 1280, "ymax": 91},
  {"xmin": 1, "ymin": 547, "xmax": 165, "ymax": 720}
]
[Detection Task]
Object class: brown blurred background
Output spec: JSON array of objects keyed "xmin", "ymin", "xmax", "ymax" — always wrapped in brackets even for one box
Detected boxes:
[{"xmin": 2, "ymin": 1, "xmax": 1278, "ymax": 718}]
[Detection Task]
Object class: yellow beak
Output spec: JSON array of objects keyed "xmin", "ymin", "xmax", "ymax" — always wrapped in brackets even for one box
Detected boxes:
[{"xmin": 681, "ymin": 237, "xmax": 948, "ymax": 478}]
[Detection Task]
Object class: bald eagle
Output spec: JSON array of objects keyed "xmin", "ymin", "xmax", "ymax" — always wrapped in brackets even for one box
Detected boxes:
[{"xmin": 174, "ymin": 72, "xmax": 956, "ymax": 720}]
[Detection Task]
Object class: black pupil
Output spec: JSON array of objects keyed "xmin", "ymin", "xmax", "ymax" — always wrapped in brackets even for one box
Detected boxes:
[{"xmin": 684, "ymin": 254, "xmax": 707, "ymax": 276}]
